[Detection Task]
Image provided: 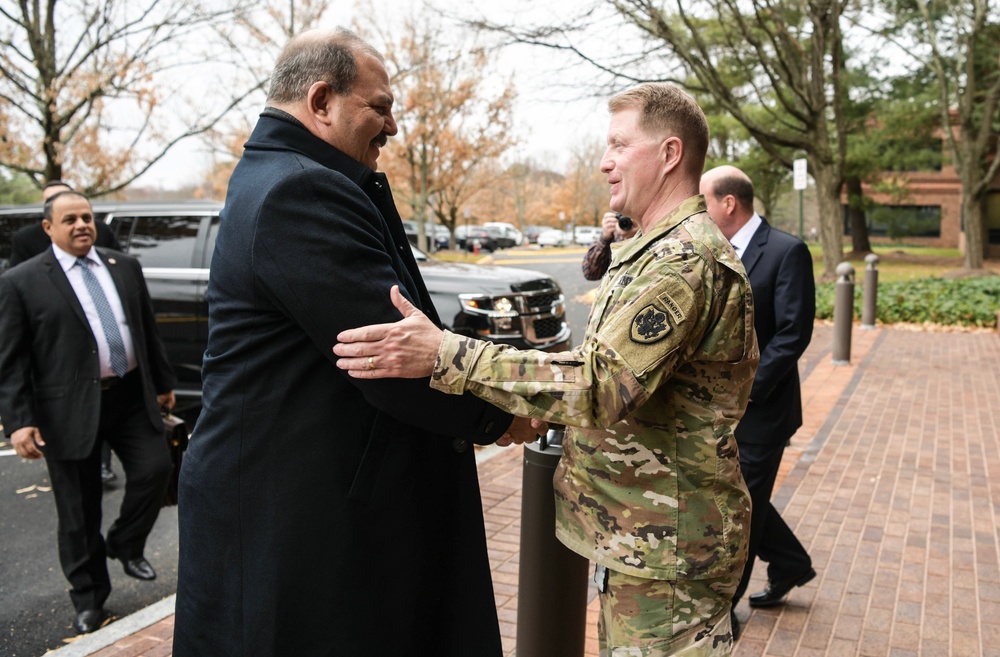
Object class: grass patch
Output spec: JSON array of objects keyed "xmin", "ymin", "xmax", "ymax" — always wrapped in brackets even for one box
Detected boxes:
[
  {"xmin": 805, "ymin": 244, "xmax": 963, "ymax": 259},
  {"xmin": 804, "ymin": 246, "xmax": 1000, "ymax": 326},
  {"xmin": 805, "ymin": 244, "xmax": 999, "ymax": 282}
]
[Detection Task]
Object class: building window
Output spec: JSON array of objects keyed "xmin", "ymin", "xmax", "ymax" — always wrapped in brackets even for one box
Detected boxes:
[
  {"xmin": 844, "ymin": 204, "xmax": 942, "ymax": 238},
  {"xmin": 986, "ymin": 192, "xmax": 1000, "ymax": 245}
]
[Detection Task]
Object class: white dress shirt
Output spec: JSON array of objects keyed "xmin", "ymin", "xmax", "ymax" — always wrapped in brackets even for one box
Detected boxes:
[
  {"xmin": 728, "ymin": 213, "xmax": 762, "ymax": 260},
  {"xmin": 52, "ymin": 244, "xmax": 138, "ymax": 378}
]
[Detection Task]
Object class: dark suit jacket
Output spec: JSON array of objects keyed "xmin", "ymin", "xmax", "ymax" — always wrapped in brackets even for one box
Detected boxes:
[
  {"xmin": 9, "ymin": 221, "xmax": 121, "ymax": 267},
  {"xmin": 0, "ymin": 248, "xmax": 176, "ymax": 460},
  {"xmin": 174, "ymin": 112, "xmax": 513, "ymax": 657},
  {"xmin": 735, "ymin": 219, "xmax": 815, "ymax": 446}
]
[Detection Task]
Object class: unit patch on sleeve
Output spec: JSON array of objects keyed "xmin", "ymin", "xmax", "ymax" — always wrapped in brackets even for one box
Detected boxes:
[{"xmin": 630, "ymin": 304, "xmax": 672, "ymax": 343}]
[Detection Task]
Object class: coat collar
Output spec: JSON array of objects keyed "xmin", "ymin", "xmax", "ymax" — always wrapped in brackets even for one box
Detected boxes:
[
  {"xmin": 610, "ymin": 195, "xmax": 706, "ymax": 269},
  {"xmin": 41, "ymin": 248, "xmax": 92, "ymax": 338},
  {"xmin": 740, "ymin": 218, "xmax": 771, "ymax": 275},
  {"xmin": 252, "ymin": 110, "xmax": 376, "ymax": 189},
  {"xmin": 41, "ymin": 247, "xmax": 131, "ymax": 341},
  {"xmin": 247, "ymin": 110, "xmax": 440, "ymax": 324}
]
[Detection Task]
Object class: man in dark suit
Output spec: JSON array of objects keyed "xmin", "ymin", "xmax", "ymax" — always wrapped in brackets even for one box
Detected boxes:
[
  {"xmin": 173, "ymin": 29, "xmax": 534, "ymax": 657},
  {"xmin": 0, "ymin": 191, "xmax": 176, "ymax": 635},
  {"xmin": 9, "ymin": 180, "xmax": 124, "ymax": 486},
  {"xmin": 701, "ymin": 165, "xmax": 817, "ymax": 638}
]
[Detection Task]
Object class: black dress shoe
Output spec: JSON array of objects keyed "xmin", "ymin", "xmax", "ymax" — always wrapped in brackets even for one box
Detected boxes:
[
  {"xmin": 730, "ymin": 610, "xmax": 741, "ymax": 641},
  {"xmin": 748, "ymin": 567, "xmax": 816, "ymax": 607},
  {"xmin": 120, "ymin": 556, "xmax": 157, "ymax": 581},
  {"xmin": 74, "ymin": 608, "xmax": 107, "ymax": 634},
  {"xmin": 106, "ymin": 545, "xmax": 157, "ymax": 581}
]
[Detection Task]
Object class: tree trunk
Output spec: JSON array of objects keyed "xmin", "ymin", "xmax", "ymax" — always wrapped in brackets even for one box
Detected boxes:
[
  {"xmin": 813, "ymin": 162, "xmax": 845, "ymax": 279},
  {"xmin": 845, "ymin": 176, "xmax": 871, "ymax": 253},
  {"xmin": 417, "ymin": 146, "xmax": 430, "ymax": 252},
  {"xmin": 962, "ymin": 191, "xmax": 986, "ymax": 270}
]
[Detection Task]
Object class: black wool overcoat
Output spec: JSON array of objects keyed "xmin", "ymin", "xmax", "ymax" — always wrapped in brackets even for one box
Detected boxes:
[{"xmin": 173, "ymin": 112, "xmax": 512, "ymax": 657}]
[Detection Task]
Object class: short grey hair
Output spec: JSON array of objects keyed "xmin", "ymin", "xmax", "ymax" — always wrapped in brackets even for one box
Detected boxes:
[
  {"xmin": 608, "ymin": 83, "xmax": 709, "ymax": 175},
  {"xmin": 267, "ymin": 28, "xmax": 383, "ymax": 103}
]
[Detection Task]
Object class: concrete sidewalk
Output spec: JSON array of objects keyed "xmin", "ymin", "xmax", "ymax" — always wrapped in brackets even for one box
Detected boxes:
[{"xmin": 47, "ymin": 324, "xmax": 1000, "ymax": 656}]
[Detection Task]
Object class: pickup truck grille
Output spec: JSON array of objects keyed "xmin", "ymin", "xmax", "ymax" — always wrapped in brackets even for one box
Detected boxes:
[
  {"xmin": 532, "ymin": 315, "xmax": 564, "ymax": 340},
  {"xmin": 522, "ymin": 291, "xmax": 560, "ymax": 311}
]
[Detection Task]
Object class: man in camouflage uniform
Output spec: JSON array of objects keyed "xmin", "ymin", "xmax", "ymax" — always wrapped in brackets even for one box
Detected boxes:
[{"xmin": 334, "ymin": 82, "xmax": 759, "ymax": 656}]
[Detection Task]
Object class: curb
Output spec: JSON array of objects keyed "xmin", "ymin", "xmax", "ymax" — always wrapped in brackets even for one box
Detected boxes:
[{"xmin": 44, "ymin": 595, "xmax": 175, "ymax": 657}]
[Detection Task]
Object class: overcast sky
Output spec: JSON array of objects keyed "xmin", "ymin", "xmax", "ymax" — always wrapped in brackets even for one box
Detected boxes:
[{"xmin": 135, "ymin": 0, "xmax": 619, "ymax": 190}]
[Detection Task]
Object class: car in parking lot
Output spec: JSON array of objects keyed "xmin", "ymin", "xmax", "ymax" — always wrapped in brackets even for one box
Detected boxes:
[
  {"xmin": 454, "ymin": 225, "xmax": 498, "ymax": 252},
  {"xmin": 402, "ymin": 220, "xmax": 450, "ymax": 250},
  {"xmin": 0, "ymin": 201, "xmax": 572, "ymax": 423},
  {"xmin": 537, "ymin": 229, "xmax": 571, "ymax": 247},
  {"xmin": 574, "ymin": 226, "xmax": 602, "ymax": 245},
  {"xmin": 523, "ymin": 225, "xmax": 546, "ymax": 244},
  {"xmin": 483, "ymin": 222, "xmax": 524, "ymax": 248}
]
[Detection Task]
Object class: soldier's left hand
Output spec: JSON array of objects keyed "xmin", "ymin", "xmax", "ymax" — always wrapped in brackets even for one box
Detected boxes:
[{"xmin": 334, "ymin": 285, "xmax": 443, "ymax": 379}]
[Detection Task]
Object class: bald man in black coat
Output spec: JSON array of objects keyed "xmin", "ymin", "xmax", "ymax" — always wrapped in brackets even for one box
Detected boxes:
[
  {"xmin": 701, "ymin": 165, "xmax": 817, "ymax": 639},
  {"xmin": 174, "ymin": 29, "xmax": 530, "ymax": 657}
]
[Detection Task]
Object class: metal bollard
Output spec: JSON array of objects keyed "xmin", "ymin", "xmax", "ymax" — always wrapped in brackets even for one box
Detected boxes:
[
  {"xmin": 832, "ymin": 262, "xmax": 855, "ymax": 365},
  {"xmin": 516, "ymin": 428, "xmax": 589, "ymax": 657},
  {"xmin": 861, "ymin": 254, "xmax": 879, "ymax": 329}
]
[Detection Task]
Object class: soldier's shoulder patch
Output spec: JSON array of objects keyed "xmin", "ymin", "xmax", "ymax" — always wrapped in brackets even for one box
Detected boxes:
[{"xmin": 630, "ymin": 304, "xmax": 672, "ymax": 343}]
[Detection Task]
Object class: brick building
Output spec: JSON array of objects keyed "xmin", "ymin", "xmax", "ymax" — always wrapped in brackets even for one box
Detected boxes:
[{"xmin": 848, "ymin": 124, "xmax": 1000, "ymax": 258}]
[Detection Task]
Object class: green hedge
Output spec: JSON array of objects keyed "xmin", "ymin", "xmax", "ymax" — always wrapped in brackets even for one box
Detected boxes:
[{"xmin": 815, "ymin": 276, "xmax": 1000, "ymax": 327}]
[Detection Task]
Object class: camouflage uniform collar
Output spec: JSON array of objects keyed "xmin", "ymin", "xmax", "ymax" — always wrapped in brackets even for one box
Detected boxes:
[{"xmin": 610, "ymin": 195, "xmax": 707, "ymax": 268}]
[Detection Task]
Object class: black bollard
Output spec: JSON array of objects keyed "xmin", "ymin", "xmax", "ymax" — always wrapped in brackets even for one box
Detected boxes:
[
  {"xmin": 832, "ymin": 262, "xmax": 855, "ymax": 365},
  {"xmin": 516, "ymin": 428, "xmax": 589, "ymax": 657},
  {"xmin": 861, "ymin": 253, "xmax": 879, "ymax": 329}
]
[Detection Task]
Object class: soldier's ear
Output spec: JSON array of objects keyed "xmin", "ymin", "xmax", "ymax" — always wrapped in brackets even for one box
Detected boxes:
[{"xmin": 661, "ymin": 136, "xmax": 683, "ymax": 175}]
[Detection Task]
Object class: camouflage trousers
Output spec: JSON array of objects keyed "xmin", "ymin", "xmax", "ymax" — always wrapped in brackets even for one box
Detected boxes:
[{"xmin": 597, "ymin": 568, "xmax": 739, "ymax": 656}]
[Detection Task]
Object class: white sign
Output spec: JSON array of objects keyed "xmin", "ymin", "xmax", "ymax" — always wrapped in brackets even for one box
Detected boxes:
[{"xmin": 793, "ymin": 158, "xmax": 808, "ymax": 190}]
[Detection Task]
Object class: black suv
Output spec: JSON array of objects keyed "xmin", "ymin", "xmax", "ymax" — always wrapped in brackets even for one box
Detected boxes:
[{"xmin": 0, "ymin": 201, "xmax": 571, "ymax": 422}]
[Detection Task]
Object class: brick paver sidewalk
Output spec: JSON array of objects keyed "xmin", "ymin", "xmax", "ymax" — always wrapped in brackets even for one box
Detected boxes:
[{"xmin": 48, "ymin": 324, "xmax": 1000, "ymax": 657}]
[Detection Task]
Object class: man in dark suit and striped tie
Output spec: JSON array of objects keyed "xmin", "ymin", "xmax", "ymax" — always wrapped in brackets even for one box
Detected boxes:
[
  {"xmin": 0, "ymin": 191, "xmax": 177, "ymax": 634},
  {"xmin": 9, "ymin": 180, "xmax": 124, "ymax": 485}
]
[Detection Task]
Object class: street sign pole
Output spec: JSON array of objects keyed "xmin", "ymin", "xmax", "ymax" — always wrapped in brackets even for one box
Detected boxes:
[
  {"xmin": 793, "ymin": 158, "xmax": 808, "ymax": 241},
  {"xmin": 799, "ymin": 189, "xmax": 804, "ymax": 241}
]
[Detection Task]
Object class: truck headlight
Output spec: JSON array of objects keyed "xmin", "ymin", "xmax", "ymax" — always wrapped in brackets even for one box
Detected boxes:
[
  {"xmin": 493, "ymin": 297, "xmax": 514, "ymax": 315},
  {"xmin": 460, "ymin": 295, "xmax": 518, "ymax": 318}
]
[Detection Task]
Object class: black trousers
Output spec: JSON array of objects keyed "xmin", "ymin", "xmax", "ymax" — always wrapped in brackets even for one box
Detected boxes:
[
  {"xmin": 732, "ymin": 438, "xmax": 812, "ymax": 606},
  {"xmin": 44, "ymin": 370, "xmax": 172, "ymax": 612}
]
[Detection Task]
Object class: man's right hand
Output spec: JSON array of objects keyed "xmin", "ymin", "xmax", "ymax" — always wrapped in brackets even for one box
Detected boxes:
[
  {"xmin": 600, "ymin": 212, "xmax": 618, "ymax": 241},
  {"xmin": 11, "ymin": 426, "xmax": 45, "ymax": 459},
  {"xmin": 497, "ymin": 417, "xmax": 548, "ymax": 447}
]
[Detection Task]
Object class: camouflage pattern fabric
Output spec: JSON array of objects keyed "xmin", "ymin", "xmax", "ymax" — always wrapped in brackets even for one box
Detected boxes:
[
  {"xmin": 598, "ymin": 569, "xmax": 738, "ymax": 656},
  {"xmin": 432, "ymin": 195, "xmax": 758, "ymax": 582}
]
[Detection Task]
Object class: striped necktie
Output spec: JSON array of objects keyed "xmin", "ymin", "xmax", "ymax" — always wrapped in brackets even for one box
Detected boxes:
[{"xmin": 76, "ymin": 257, "xmax": 128, "ymax": 378}]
